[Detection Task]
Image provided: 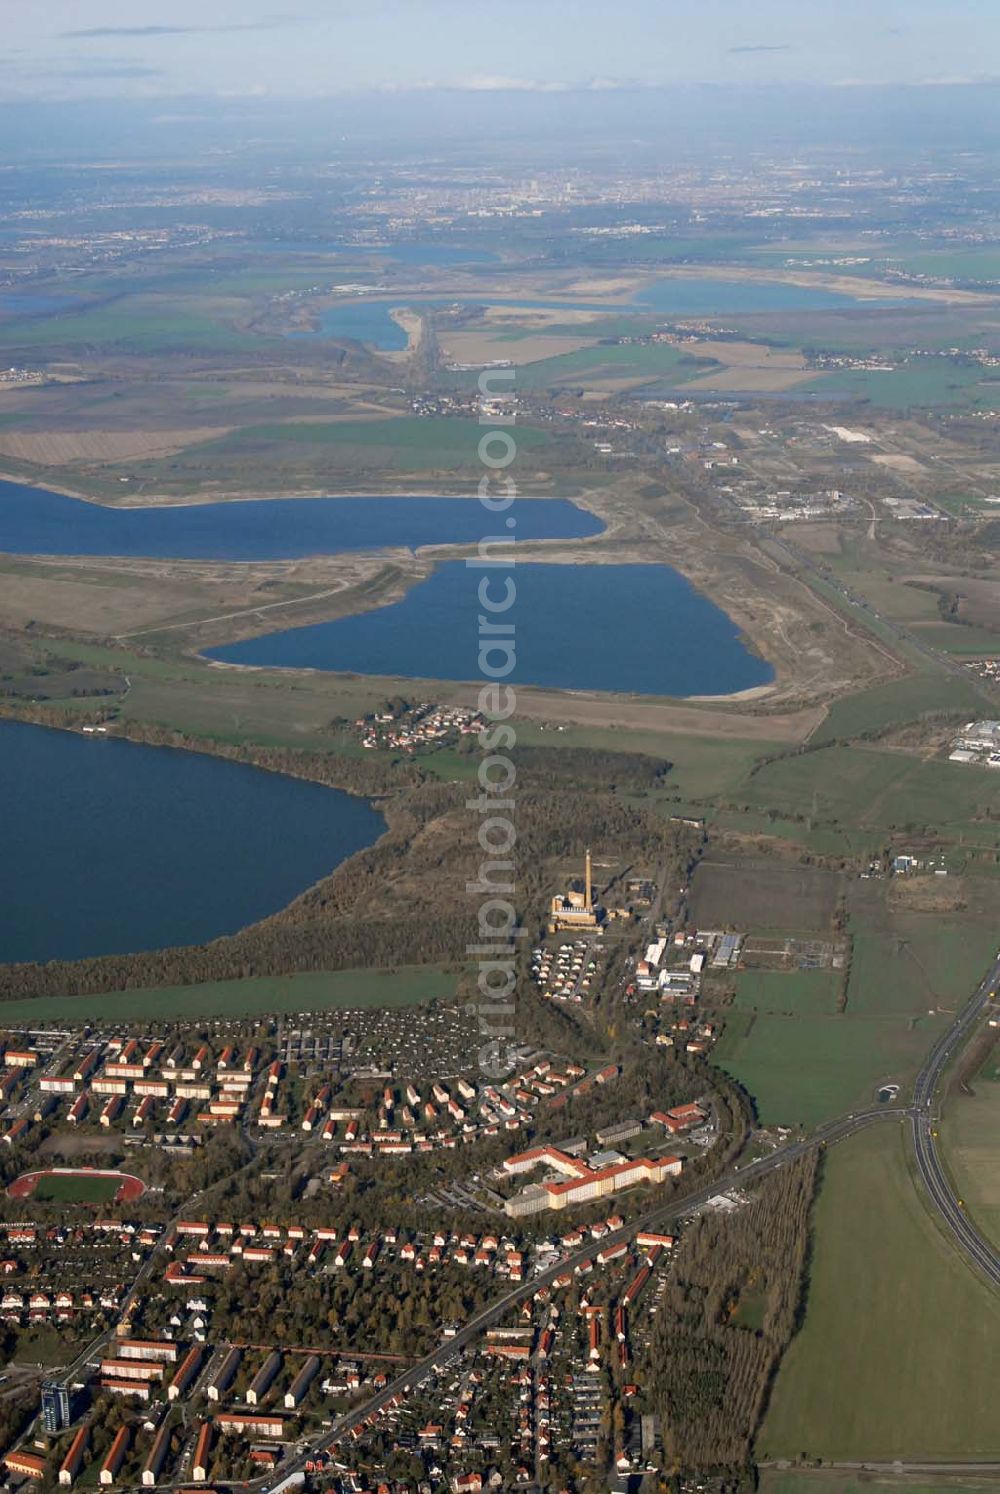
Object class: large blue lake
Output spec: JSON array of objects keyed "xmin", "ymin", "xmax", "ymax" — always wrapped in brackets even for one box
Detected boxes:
[
  {"xmin": 0, "ymin": 482, "xmax": 602, "ymax": 562},
  {"xmin": 0, "ymin": 719, "xmax": 384, "ymax": 965},
  {"xmin": 309, "ymin": 277, "xmax": 886, "ymax": 350},
  {"xmin": 208, "ymin": 561, "xmax": 773, "ymax": 698}
]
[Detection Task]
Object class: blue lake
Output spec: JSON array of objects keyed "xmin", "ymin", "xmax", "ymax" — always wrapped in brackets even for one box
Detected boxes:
[
  {"xmin": 307, "ymin": 277, "xmax": 888, "ymax": 350},
  {"xmin": 208, "ymin": 561, "xmax": 773, "ymax": 698},
  {"xmin": 0, "ymin": 482, "xmax": 603, "ymax": 562},
  {"xmin": 0, "ymin": 292, "xmax": 83, "ymax": 317},
  {"xmin": 0, "ymin": 719, "xmax": 384, "ymax": 965}
]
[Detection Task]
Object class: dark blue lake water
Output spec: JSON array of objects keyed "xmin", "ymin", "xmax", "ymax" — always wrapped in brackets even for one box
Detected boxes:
[
  {"xmin": 0, "ymin": 482, "xmax": 603, "ymax": 562},
  {"xmin": 208, "ymin": 561, "xmax": 773, "ymax": 698},
  {"xmin": 0, "ymin": 719, "xmax": 384, "ymax": 965}
]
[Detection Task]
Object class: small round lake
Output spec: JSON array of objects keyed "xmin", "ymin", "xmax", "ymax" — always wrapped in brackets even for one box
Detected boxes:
[
  {"xmin": 0, "ymin": 482, "xmax": 603, "ymax": 562},
  {"xmin": 0, "ymin": 720, "xmax": 384, "ymax": 965},
  {"xmin": 207, "ymin": 560, "xmax": 773, "ymax": 698}
]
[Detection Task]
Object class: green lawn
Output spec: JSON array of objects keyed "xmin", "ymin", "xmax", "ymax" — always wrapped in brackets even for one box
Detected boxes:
[
  {"xmin": 732, "ymin": 970, "xmax": 839, "ymax": 1017},
  {"xmin": 31, "ymin": 1172, "xmax": 125, "ymax": 1203},
  {"xmin": 760, "ymin": 1123, "xmax": 1000, "ymax": 1460},
  {"xmin": 0, "ymin": 964, "xmax": 457, "ymax": 1025},
  {"xmin": 715, "ymin": 1010, "xmax": 945, "ymax": 1127}
]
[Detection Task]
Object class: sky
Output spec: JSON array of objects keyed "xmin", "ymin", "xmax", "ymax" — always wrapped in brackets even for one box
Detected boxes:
[{"xmin": 2, "ymin": 0, "xmax": 999, "ymax": 101}]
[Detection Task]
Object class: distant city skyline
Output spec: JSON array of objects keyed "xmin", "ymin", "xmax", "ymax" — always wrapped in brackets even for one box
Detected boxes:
[{"xmin": 2, "ymin": 0, "xmax": 999, "ymax": 102}]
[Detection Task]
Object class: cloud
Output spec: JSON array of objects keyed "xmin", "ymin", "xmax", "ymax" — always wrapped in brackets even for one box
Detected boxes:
[
  {"xmin": 727, "ymin": 44, "xmax": 792, "ymax": 54},
  {"xmin": 382, "ymin": 74, "xmax": 643, "ymax": 95},
  {"xmin": 61, "ymin": 18, "xmax": 301, "ymax": 39}
]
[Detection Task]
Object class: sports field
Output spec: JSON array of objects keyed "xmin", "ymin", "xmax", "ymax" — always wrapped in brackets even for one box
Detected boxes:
[
  {"xmin": 760, "ymin": 1124, "xmax": 1000, "ymax": 1461},
  {"xmin": 0, "ymin": 963, "xmax": 457, "ymax": 1026},
  {"xmin": 8, "ymin": 1168, "xmax": 145, "ymax": 1203}
]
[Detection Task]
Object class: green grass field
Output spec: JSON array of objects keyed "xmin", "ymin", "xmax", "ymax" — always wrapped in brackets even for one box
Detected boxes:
[
  {"xmin": 800, "ymin": 361, "xmax": 998, "ymax": 410},
  {"xmin": 743, "ymin": 745, "xmax": 1000, "ymax": 844},
  {"xmin": 910, "ymin": 620, "xmax": 1000, "ymax": 655},
  {"xmin": 514, "ymin": 341, "xmax": 716, "ymax": 390},
  {"xmin": 760, "ymin": 1123, "xmax": 1000, "ymax": 1460},
  {"xmin": 31, "ymin": 1173, "xmax": 124, "ymax": 1203},
  {"xmin": 940, "ymin": 1057, "xmax": 1000, "ymax": 1250},
  {"xmin": 761, "ymin": 1475, "xmax": 1000, "ymax": 1494},
  {"xmin": 847, "ymin": 927, "xmax": 997, "ymax": 1017},
  {"xmin": 715, "ymin": 1010, "xmax": 945, "ymax": 1127},
  {"xmin": 232, "ymin": 416, "xmax": 550, "ymax": 456},
  {"xmin": 811, "ymin": 671, "xmax": 985, "ymax": 745},
  {"xmin": 0, "ymin": 297, "xmax": 266, "ymax": 354},
  {"xmin": 0, "ymin": 964, "xmax": 457, "ymax": 1026},
  {"xmin": 732, "ymin": 970, "xmax": 839, "ymax": 1016}
]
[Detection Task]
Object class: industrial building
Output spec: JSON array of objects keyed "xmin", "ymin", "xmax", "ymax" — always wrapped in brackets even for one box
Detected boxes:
[{"xmin": 549, "ymin": 849, "xmax": 603, "ymax": 932}]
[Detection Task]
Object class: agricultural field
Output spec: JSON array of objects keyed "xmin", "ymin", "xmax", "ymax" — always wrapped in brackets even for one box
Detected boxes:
[
  {"xmin": 845, "ymin": 924, "xmax": 997, "ymax": 1018},
  {"xmin": 799, "ymin": 360, "xmax": 1000, "ymax": 410},
  {"xmin": 714, "ymin": 1010, "xmax": 943, "ymax": 1127},
  {"xmin": 940, "ymin": 1047, "xmax": 1000, "ymax": 1250},
  {"xmin": 731, "ymin": 970, "xmax": 839, "ymax": 1016},
  {"xmin": 0, "ymin": 963, "xmax": 457, "ymax": 1026},
  {"xmin": 809, "ymin": 670, "xmax": 986, "ymax": 746},
  {"xmin": 688, "ymin": 856, "xmax": 842, "ymax": 933},
  {"xmin": 514, "ymin": 340, "xmax": 716, "ymax": 391},
  {"xmin": 759, "ymin": 1124, "xmax": 1000, "ymax": 1461},
  {"xmin": 760, "ymin": 1475, "xmax": 1000, "ymax": 1494},
  {"xmin": 0, "ymin": 296, "xmax": 270, "ymax": 355},
  {"xmin": 741, "ymin": 744, "xmax": 1000, "ymax": 845}
]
